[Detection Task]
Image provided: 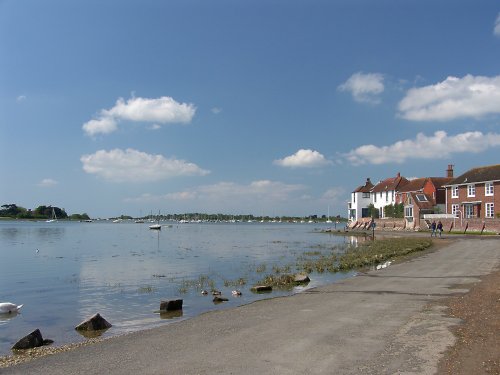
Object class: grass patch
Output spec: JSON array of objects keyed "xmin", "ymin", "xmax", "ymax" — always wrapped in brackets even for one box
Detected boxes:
[
  {"xmin": 253, "ymin": 237, "xmax": 433, "ymax": 289},
  {"xmin": 337, "ymin": 237, "xmax": 432, "ymax": 271}
]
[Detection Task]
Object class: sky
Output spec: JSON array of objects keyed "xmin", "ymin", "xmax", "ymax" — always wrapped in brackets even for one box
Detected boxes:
[{"xmin": 1, "ymin": 0, "xmax": 500, "ymax": 219}]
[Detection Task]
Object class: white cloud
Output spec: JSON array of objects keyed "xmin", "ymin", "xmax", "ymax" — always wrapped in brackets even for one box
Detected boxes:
[
  {"xmin": 211, "ymin": 107, "xmax": 222, "ymax": 114},
  {"xmin": 344, "ymin": 130, "xmax": 500, "ymax": 165},
  {"xmin": 398, "ymin": 75, "xmax": 500, "ymax": 121},
  {"xmin": 126, "ymin": 180, "xmax": 306, "ymax": 205},
  {"xmin": 338, "ymin": 72, "xmax": 385, "ymax": 104},
  {"xmin": 37, "ymin": 178, "xmax": 58, "ymax": 187},
  {"xmin": 494, "ymin": 13, "xmax": 500, "ymax": 37},
  {"xmin": 274, "ymin": 149, "xmax": 332, "ymax": 168},
  {"xmin": 82, "ymin": 117, "xmax": 118, "ymax": 136},
  {"xmin": 16, "ymin": 95, "xmax": 26, "ymax": 102},
  {"xmin": 82, "ymin": 96, "xmax": 196, "ymax": 136},
  {"xmin": 80, "ymin": 148, "xmax": 210, "ymax": 182}
]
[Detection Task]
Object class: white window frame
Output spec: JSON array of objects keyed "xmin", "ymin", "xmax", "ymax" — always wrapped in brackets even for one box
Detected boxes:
[
  {"xmin": 404, "ymin": 206, "xmax": 413, "ymax": 218},
  {"xmin": 485, "ymin": 203, "xmax": 494, "ymax": 218},
  {"xmin": 451, "ymin": 185, "xmax": 459, "ymax": 198},
  {"xmin": 451, "ymin": 204, "xmax": 459, "ymax": 216},
  {"xmin": 485, "ymin": 182, "xmax": 494, "ymax": 196},
  {"xmin": 467, "ymin": 184, "xmax": 475, "ymax": 197},
  {"xmin": 465, "ymin": 204, "xmax": 474, "ymax": 218}
]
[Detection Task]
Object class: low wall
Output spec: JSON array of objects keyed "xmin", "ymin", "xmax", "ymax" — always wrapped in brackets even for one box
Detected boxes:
[
  {"xmin": 435, "ymin": 218, "xmax": 500, "ymax": 234},
  {"xmin": 348, "ymin": 217, "xmax": 500, "ymax": 234}
]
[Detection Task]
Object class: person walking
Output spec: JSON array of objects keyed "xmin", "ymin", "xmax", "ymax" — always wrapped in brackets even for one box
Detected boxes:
[
  {"xmin": 437, "ymin": 221, "xmax": 443, "ymax": 238},
  {"xmin": 431, "ymin": 221, "xmax": 437, "ymax": 237}
]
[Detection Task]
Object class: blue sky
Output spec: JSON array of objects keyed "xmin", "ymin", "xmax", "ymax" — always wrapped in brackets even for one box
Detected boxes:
[{"xmin": 1, "ymin": 0, "xmax": 500, "ymax": 218}]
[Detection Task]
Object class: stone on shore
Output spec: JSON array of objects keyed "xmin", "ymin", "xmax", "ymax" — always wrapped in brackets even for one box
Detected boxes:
[
  {"xmin": 75, "ymin": 313, "xmax": 112, "ymax": 331},
  {"xmin": 294, "ymin": 273, "xmax": 310, "ymax": 284},
  {"xmin": 160, "ymin": 299, "xmax": 183, "ymax": 312},
  {"xmin": 12, "ymin": 329, "xmax": 53, "ymax": 350}
]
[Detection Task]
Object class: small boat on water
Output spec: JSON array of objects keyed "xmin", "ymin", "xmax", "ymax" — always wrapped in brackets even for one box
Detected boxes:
[
  {"xmin": 46, "ymin": 208, "xmax": 57, "ymax": 223},
  {"xmin": 149, "ymin": 211, "xmax": 162, "ymax": 230}
]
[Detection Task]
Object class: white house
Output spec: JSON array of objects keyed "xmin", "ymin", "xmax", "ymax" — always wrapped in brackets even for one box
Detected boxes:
[
  {"xmin": 371, "ymin": 173, "xmax": 409, "ymax": 218},
  {"xmin": 348, "ymin": 178, "xmax": 374, "ymax": 221}
]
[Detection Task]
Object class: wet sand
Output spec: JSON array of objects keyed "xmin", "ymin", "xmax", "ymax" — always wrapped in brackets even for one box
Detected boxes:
[{"xmin": 2, "ymin": 236, "xmax": 499, "ymax": 374}]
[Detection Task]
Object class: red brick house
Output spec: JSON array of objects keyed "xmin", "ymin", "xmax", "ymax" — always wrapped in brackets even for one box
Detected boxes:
[
  {"xmin": 444, "ymin": 164, "xmax": 500, "ymax": 220},
  {"xmin": 395, "ymin": 167, "xmax": 454, "ymax": 229}
]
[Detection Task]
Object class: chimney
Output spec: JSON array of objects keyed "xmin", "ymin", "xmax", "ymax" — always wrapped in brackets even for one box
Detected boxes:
[
  {"xmin": 366, "ymin": 178, "xmax": 371, "ymax": 184},
  {"xmin": 396, "ymin": 172, "xmax": 400, "ymax": 178},
  {"xmin": 446, "ymin": 164, "xmax": 454, "ymax": 178}
]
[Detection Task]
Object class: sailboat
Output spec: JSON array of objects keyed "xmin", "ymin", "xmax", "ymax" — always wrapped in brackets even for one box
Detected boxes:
[
  {"xmin": 46, "ymin": 208, "xmax": 57, "ymax": 223},
  {"xmin": 326, "ymin": 206, "xmax": 332, "ymax": 223},
  {"xmin": 149, "ymin": 211, "xmax": 161, "ymax": 230}
]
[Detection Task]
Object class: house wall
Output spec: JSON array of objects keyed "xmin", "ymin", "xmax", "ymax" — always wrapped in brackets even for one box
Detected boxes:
[
  {"xmin": 446, "ymin": 181, "xmax": 500, "ymax": 219},
  {"xmin": 349, "ymin": 192, "xmax": 372, "ymax": 221},
  {"xmin": 372, "ymin": 190, "xmax": 396, "ymax": 218}
]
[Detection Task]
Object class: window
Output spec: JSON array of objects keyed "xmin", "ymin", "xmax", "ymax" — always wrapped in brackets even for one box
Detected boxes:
[
  {"xmin": 353, "ymin": 193, "xmax": 356, "ymax": 203},
  {"xmin": 452, "ymin": 185, "xmax": 458, "ymax": 198},
  {"xmin": 451, "ymin": 204, "xmax": 459, "ymax": 216},
  {"xmin": 486, "ymin": 203, "xmax": 494, "ymax": 218},
  {"xmin": 385, "ymin": 191, "xmax": 388, "ymax": 202},
  {"xmin": 405, "ymin": 206, "xmax": 413, "ymax": 218},
  {"xmin": 374, "ymin": 193, "xmax": 377, "ymax": 203},
  {"xmin": 416, "ymin": 194, "xmax": 428, "ymax": 202},
  {"xmin": 467, "ymin": 184, "xmax": 475, "ymax": 197},
  {"xmin": 485, "ymin": 182, "xmax": 494, "ymax": 196},
  {"xmin": 465, "ymin": 204, "xmax": 474, "ymax": 218},
  {"xmin": 362, "ymin": 192, "xmax": 370, "ymax": 198}
]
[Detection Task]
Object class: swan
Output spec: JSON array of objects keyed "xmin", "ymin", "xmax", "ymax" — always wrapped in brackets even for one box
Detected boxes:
[{"xmin": 0, "ymin": 303, "xmax": 23, "ymax": 314}]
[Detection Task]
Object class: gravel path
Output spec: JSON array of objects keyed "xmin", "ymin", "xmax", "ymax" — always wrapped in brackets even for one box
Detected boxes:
[{"xmin": 2, "ymin": 237, "xmax": 499, "ymax": 375}]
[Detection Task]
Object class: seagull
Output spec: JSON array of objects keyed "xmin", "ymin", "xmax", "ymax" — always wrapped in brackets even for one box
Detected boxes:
[
  {"xmin": 376, "ymin": 264, "xmax": 382, "ymax": 270},
  {"xmin": 232, "ymin": 290, "xmax": 242, "ymax": 296},
  {"xmin": 0, "ymin": 302, "xmax": 23, "ymax": 314}
]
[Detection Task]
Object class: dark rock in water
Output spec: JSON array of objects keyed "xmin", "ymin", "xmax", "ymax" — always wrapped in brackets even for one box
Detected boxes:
[
  {"xmin": 75, "ymin": 313, "xmax": 112, "ymax": 331},
  {"xmin": 159, "ymin": 310, "xmax": 183, "ymax": 320},
  {"xmin": 212, "ymin": 296, "xmax": 229, "ymax": 303},
  {"xmin": 12, "ymin": 329, "xmax": 52, "ymax": 350},
  {"xmin": 250, "ymin": 285, "xmax": 273, "ymax": 293},
  {"xmin": 294, "ymin": 273, "xmax": 311, "ymax": 284},
  {"xmin": 160, "ymin": 299, "xmax": 183, "ymax": 311}
]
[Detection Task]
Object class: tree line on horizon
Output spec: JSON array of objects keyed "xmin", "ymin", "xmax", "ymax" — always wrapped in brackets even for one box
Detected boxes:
[{"xmin": 0, "ymin": 204, "xmax": 90, "ymax": 221}]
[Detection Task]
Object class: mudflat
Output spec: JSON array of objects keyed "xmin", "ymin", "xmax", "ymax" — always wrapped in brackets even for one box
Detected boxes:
[{"xmin": 2, "ymin": 237, "xmax": 499, "ymax": 375}]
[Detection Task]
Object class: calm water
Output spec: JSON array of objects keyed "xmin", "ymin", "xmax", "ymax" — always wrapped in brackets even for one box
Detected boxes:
[{"xmin": 0, "ymin": 220, "xmax": 354, "ymax": 356}]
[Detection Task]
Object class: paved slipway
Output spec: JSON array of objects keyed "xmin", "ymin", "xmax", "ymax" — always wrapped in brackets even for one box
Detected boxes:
[{"xmin": 3, "ymin": 238, "xmax": 500, "ymax": 375}]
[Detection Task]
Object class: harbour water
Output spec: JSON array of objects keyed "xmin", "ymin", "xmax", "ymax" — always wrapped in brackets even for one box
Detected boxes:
[{"xmin": 0, "ymin": 220, "xmax": 354, "ymax": 356}]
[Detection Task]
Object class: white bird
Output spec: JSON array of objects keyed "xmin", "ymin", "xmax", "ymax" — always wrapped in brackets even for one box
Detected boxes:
[
  {"xmin": 0, "ymin": 303, "xmax": 23, "ymax": 314},
  {"xmin": 376, "ymin": 264, "xmax": 382, "ymax": 270},
  {"xmin": 232, "ymin": 290, "xmax": 242, "ymax": 296}
]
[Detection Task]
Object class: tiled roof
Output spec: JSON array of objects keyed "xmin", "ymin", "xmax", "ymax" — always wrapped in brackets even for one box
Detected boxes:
[
  {"xmin": 398, "ymin": 178, "xmax": 426, "ymax": 192},
  {"xmin": 447, "ymin": 164, "xmax": 500, "ymax": 185},
  {"xmin": 353, "ymin": 178, "xmax": 374, "ymax": 193},
  {"xmin": 428, "ymin": 177, "xmax": 454, "ymax": 188},
  {"xmin": 372, "ymin": 175, "xmax": 409, "ymax": 193},
  {"xmin": 408, "ymin": 192, "xmax": 434, "ymax": 210}
]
